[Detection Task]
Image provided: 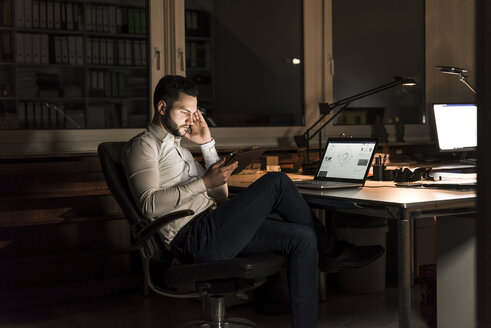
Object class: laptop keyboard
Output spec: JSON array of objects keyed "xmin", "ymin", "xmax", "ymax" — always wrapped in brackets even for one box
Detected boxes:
[{"xmin": 295, "ymin": 180, "xmax": 360, "ymax": 187}]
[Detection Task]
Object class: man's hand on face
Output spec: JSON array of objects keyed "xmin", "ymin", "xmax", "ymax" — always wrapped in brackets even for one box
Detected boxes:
[
  {"xmin": 184, "ymin": 110, "xmax": 213, "ymax": 145},
  {"xmin": 202, "ymin": 158, "xmax": 238, "ymax": 189}
]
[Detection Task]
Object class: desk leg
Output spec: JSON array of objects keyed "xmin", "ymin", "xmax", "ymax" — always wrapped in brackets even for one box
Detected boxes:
[
  {"xmin": 313, "ymin": 208, "xmax": 327, "ymax": 302},
  {"xmin": 398, "ymin": 209, "xmax": 411, "ymax": 328}
]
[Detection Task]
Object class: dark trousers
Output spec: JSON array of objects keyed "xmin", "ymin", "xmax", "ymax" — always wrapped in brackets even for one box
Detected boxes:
[{"xmin": 175, "ymin": 172, "xmax": 328, "ymax": 328}]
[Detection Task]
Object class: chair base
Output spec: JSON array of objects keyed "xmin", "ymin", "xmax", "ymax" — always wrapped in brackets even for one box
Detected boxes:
[
  {"xmin": 178, "ymin": 317, "xmax": 256, "ymax": 328},
  {"xmin": 178, "ymin": 295, "xmax": 256, "ymax": 328}
]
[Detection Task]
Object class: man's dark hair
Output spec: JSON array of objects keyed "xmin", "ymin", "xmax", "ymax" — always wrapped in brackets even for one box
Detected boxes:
[{"xmin": 153, "ymin": 75, "xmax": 199, "ymax": 113}]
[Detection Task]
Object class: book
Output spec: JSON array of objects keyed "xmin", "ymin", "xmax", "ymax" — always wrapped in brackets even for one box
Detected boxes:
[
  {"xmin": 61, "ymin": 36, "xmax": 68, "ymax": 64},
  {"xmin": 40, "ymin": 34, "xmax": 48, "ymax": 63},
  {"xmin": 24, "ymin": 0, "xmax": 32, "ymax": 28},
  {"xmin": 66, "ymin": 3, "xmax": 74, "ymax": 30},
  {"xmin": 17, "ymin": 101, "xmax": 26, "ymax": 128},
  {"xmin": 96, "ymin": 6, "xmax": 103, "ymax": 32},
  {"xmin": 106, "ymin": 39, "xmax": 114, "ymax": 65},
  {"xmin": 32, "ymin": 0, "xmax": 39, "ymax": 28},
  {"xmin": 108, "ymin": 6, "xmax": 116, "ymax": 34},
  {"xmin": 85, "ymin": 4, "xmax": 92, "ymax": 31},
  {"xmin": 86, "ymin": 38, "xmax": 92, "ymax": 64},
  {"xmin": 99, "ymin": 38, "xmax": 106, "ymax": 64},
  {"xmin": 54, "ymin": 36, "xmax": 62, "ymax": 63},
  {"xmin": 15, "ymin": 0, "xmax": 25, "ymax": 27},
  {"xmin": 23, "ymin": 33, "xmax": 32, "ymax": 63},
  {"xmin": 0, "ymin": 0, "xmax": 12, "ymax": 27},
  {"xmin": 117, "ymin": 39, "xmax": 125, "ymax": 65},
  {"xmin": 0, "ymin": 33, "xmax": 12, "ymax": 62},
  {"xmin": 75, "ymin": 36, "xmax": 83, "ymax": 65},
  {"xmin": 32, "ymin": 33, "xmax": 40, "ymax": 63},
  {"xmin": 68, "ymin": 36, "xmax": 76, "ymax": 65},
  {"xmin": 139, "ymin": 9, "xmax": 146, "ymax": 34},
  {"xmin": 53, "ymin": 1, "xmax": 60, "ymax": 29},
  {"xmin": 39, "ymin": 0, "xmax": 46, "ymax": 28},
  {"xmin": 92, "ymin": 38, "xmax": 99, "ymax": 64},
  {"xmin": 140, "ymin": 40, "xmax": 147, "ymax": 66},
  {"xmin": 128, "ymin": 8, "xmax": 135, "ymax": 34},
  {"xmin": 46, "ymin": 1, "xmax": 53, "ymax": 29}
]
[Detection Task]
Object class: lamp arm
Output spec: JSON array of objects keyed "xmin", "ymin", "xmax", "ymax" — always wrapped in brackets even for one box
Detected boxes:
[
  {"xmin": 326, "ymin": 80, "xmax": 402, "ymax": 110},
  {"xmin": 306, "ymin": 103, "xmax": 350, "ymax": 141},
  {"xmin": 458, "ymin": 74, "xmax": 477, "ymax": 94},
  {"xmin": 304, "ymin": 78, "xmax": 404, "ymax": 138}
]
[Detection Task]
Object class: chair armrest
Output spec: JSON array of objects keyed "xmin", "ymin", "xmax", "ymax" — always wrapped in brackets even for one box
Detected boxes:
[{"xmin": 136, "ymin": 209, "xmax": 194, "ymax": 245}]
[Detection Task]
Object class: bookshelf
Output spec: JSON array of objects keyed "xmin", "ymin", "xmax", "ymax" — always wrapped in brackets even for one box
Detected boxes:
[{"xmin": 0, "ymin": 0, "xmax": 150, "ymax": 130}]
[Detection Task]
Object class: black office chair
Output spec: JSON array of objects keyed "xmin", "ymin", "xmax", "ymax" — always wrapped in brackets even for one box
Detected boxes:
[{"xmin": 98, "ymin": 142, "xmax": 284, "ymax": 328}]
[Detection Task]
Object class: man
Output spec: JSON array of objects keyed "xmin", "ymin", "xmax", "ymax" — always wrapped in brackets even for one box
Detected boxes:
[{"xmin": 122, "ymin": 75, "xmax": 383, "ymax": 328}]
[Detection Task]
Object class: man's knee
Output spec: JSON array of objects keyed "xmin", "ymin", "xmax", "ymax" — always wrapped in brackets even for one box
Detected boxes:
[
  {"xmin": 292, "ymin": 226, "xmax": 318, "ymax": 254},
  {"xmin": 264, "ymin": 171, "xmax": 291, "ymax": 186}
]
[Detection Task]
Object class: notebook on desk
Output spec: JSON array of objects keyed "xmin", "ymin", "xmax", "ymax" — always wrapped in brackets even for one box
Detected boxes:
[{"xmin": 294, "ymin": 138, "xmax": 378, "ymax": 190}]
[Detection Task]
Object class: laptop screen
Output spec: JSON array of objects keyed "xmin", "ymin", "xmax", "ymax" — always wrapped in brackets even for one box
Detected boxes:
[{"xmin": 316, "ymin": 138, "xmax": 378, "ymax": 181}]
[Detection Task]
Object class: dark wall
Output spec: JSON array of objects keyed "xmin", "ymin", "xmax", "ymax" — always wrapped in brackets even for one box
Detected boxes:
[{"xmin": 476, "ymin": 0, "xmax": 491, "ymax": 325}]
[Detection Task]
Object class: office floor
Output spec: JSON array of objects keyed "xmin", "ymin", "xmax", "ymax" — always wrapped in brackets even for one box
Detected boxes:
[{"xmin": 0, "ymin": 283, "xmax": 431, "ymax": 328}]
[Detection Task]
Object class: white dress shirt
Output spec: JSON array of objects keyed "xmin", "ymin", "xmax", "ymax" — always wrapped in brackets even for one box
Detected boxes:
[{"xmin": 121, "ymin": 123, "xmax": 227, "ymax": 246}]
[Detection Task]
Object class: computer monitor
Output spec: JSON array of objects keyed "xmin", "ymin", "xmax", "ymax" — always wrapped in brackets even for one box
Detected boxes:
[{"xmin": 433, "ymin": 103, "xmax": 477, "ymax": 152}]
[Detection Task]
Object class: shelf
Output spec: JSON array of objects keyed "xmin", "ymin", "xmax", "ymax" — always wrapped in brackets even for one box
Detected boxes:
[
  {"xmin": 86, "ymin": 32, "xmax": 147, "ymax": 39},
  {"xmin": 18, "ymin": 97, "xmax": 86, "ymax": 102},
  {"xmin": 15, "ymin": 28, "xmax": 84, "ymax": 36},
  {"xmin": 86, "ymin": 0, "xmax": 146, "ymax": 8},
  {"xmin": 87, "ymin": 64, "xmax": 147, "ymax": 70},
  {"xmin": 17, "ymin": 63, "xmax": 85, "ymax": 68},
  {"xmin": 0, "ymin": 0, "xmax": 151, "ymax": 132},
  {"xmin": 88, "ymin": 97, "xmax": 146, "ymax": 102}
]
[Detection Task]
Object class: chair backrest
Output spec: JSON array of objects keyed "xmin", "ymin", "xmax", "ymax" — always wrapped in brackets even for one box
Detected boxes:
[{"xmin": 97, "ymin": 142, "xmax": 146, "ymax": 227}]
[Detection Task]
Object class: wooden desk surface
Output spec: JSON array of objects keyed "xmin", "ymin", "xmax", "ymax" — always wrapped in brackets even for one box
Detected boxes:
[{"xmin": 228, "ymin": 171, "xmax": 476, "ymax": 210}]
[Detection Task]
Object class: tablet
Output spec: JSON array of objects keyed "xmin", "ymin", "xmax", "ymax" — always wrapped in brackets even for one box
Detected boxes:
[{"xmin": 222, "ymin": 147, "xmax": 266, "ymax": 175}]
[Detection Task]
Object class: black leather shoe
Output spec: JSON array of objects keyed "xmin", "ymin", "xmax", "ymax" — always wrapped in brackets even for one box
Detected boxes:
[{"xmin": 318, "ymin": 241, "xmax": 385, "ymax": 272}]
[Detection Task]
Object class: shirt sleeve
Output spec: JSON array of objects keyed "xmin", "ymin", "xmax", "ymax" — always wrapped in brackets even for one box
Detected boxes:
[
  {"xmin": 122, "ymin": 138, "xmax": 208, "ymax": 219},
  {"xmin": 200, "ymin": 138, "xmax": 220, "ymax": 169}
]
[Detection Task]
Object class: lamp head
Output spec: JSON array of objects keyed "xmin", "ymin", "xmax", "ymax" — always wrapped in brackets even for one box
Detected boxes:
[
  {"xmin": 437, "ymin": 66, "xmax": 468, "ymax": 75},
  {"xmin": 401, "ymin": 79, "xmax": 416, "ymax": 86},
  {"xmin": 394, "ymin": 76, "xmax": 416, "ymax": 86},
  {"xmin": 436, "ymin": 66, "xmax": 476, "ymax": 94}
]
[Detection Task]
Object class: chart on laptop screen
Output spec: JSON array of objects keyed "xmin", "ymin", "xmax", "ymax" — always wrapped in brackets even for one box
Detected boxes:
[{"xmin": 317, "ymin": 141, "xmax": 376, "ymax": 179}]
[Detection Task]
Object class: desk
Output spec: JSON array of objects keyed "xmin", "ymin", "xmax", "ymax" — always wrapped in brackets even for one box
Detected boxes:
[{"xmin": 227, "ymin": 172, "xmax": 476, "ymax": 328}]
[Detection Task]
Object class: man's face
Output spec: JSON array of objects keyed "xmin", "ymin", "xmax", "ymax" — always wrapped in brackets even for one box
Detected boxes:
[{"xmin": 159, "ymin": 93, "xmax": 198, "ymax": 137}]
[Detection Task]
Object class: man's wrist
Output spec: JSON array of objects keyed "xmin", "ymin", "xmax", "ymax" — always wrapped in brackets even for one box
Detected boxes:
[{"xmin": 199, "ymin": 138, "xmax": 215, "ymax": 147}]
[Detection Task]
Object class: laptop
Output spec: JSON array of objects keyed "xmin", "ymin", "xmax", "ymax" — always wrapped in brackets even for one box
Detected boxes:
[{"xmin": 294, "ymin": 138, "xmax": 378, "ymax": 190}]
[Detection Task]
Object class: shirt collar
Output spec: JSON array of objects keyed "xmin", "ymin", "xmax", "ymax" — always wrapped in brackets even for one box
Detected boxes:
[{"xmin": 147, "ymin": 122, "xmax": 181, "ymax": 145}]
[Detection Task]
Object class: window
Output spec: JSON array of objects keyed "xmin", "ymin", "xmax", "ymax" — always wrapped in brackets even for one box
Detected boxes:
[
  {"xmin": 332, "ymin": 0, "xmax": 426, "ymax": 125},
  {"xmin": 184, "ymin": 0, "xmax": 304, "ymax": 127}
]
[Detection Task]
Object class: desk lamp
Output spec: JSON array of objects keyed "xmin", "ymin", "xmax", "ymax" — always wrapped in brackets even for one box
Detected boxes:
[
  {"xmin": 437, "ymin": 66, "xmax": 477, "ymax": 94},
  {"xmin": 294, "ymin": 76, "xmax": 416, "ymax": 161}
]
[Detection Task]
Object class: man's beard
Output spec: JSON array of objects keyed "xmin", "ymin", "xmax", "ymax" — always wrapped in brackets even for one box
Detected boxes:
[{"xmin": 161, "ymin": 110, "xmax": 189, "ymax": 137}]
